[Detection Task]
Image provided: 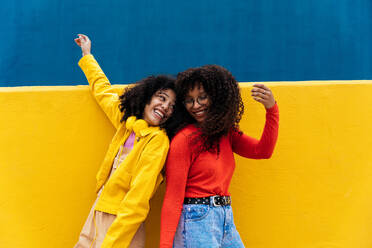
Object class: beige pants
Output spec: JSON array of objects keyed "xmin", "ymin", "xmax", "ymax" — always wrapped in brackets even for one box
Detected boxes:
[{"xmin": 73, "ymin": 200, "xmax": 145, "ymax": 248}]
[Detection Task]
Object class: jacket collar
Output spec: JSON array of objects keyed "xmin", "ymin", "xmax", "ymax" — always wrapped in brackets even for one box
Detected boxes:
[{"xmin": 125, "ymin": 116, "xmax": 160, "ymax": 137}]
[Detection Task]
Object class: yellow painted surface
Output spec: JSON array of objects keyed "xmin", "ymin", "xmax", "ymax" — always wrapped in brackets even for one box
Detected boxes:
[{"xmin": 0, "ymin": 81, "xmax": 372, "ymax": 248}]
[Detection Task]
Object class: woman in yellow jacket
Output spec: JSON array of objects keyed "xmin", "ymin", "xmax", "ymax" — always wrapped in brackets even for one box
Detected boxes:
[{"xmin": 73, "ymin": 34, "xmax": 177, "ymax": 248}]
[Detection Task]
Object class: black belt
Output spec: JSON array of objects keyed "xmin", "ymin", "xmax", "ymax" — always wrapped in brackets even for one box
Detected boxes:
[{"xmin": 184, "ymin": 195, "xmax": 231, "ymax": 206}]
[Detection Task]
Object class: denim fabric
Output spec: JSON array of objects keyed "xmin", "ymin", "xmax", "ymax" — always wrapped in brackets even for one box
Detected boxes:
[{"xmin": 173, "ymin": 200, "xmax": 245, "ymax": 248}]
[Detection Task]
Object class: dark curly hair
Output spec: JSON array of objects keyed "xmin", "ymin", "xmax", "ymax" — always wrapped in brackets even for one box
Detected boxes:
[
  {"xmin": 118, "ymin": 75, "xmax": 178, "ymax": 138},
  {"xmin": 175, "ymin": 65, "xmax": 244, "ymax": 155}
]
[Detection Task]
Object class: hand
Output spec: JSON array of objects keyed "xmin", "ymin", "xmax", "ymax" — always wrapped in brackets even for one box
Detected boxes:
[
  {"xmin": 74, "ymin": 34, "xmax": 91, "ymax": 56},
  {"xmin": 251, "ymin": 84, "xmax": 276, "ymax": 109}
]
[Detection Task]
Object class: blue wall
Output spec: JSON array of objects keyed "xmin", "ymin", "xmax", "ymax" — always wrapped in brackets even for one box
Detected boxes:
[{"xmin": 1, "ymin": 0, "xmax": 371, "ymax": 86}]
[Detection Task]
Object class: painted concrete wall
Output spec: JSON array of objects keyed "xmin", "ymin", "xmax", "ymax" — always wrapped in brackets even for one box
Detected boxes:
[
  {"xmin": 2, "ymin": 0, "xmax": 372, "ymax": 86},
  {"xmin": 0, "ymin": 82, "xmax": 371, "ymax": 247}
]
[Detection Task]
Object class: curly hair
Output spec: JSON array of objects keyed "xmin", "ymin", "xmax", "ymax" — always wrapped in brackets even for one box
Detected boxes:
[
  {"xmin": 176, "ymin": 65, "xmax": 244, "ymax": 155},
  {"xmin": 118, "ymin": 75, "xmax": 178, "ymax": 137}
]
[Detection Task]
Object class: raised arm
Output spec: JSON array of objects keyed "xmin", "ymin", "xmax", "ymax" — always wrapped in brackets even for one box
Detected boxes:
[
  {"xmin": 231, "ymin": 84, "xmax": 279, "ymax": 158},
  {"xmin": 75, "ymin": 34, "xmax": 122, "ymax": 129}
]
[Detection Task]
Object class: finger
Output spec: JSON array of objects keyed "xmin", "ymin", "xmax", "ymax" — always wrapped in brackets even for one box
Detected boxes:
[
  {"xmin": 256, "ymin": 84, "xmax": 271, "ymax": 92},
  {"xmin": 253, "ymin": 97, "xmax": 264, "ymax": 103},
  {"xmin": 251, "ymin": 87, "xmax": 267, "ymax": 94},
  {"xmin": 77, "ymin": 36, "xmax": 89, "ymax": 45},
  {"xmin": 77, "ymin": 34, "xmax": 84, "ymax": 42},
  {"xmin": 251, "ymin": 91, "xmax": 269, "ymax": 99},
  {"xmin": 263, "ymin": 90, "xmax": 272, "ymax": 98},
  {"xmin": 78, "ymin": 34, "xmax": 90, "ymax": 42},
  {"xmin": 76, "ymin": 34, "xmax": 84, "ymax": 42},
  {"xmin": 252, "ymin": 83, "xmax": 265, "ymax": 89},
  {"xmin": 74, "ymin": 38, "xmax": 81, "ymax": 46},
  {"xmin": 260, "ymin": 84, "xmax": 271, "ymax": 91},
  {"xmin": 253, "ymin": 83, "xmax": 271, "ymax": 92},
  {"xmin": 255, "ymin": 97, "xmax": 273, "ymax": 108}
]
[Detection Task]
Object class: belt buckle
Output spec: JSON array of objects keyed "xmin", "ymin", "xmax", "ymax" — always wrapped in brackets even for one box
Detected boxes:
[
  {"xmin": 211, "ymin": 195, "xmax": 221, "ymax": 207},
  {"xmin": 224, "ymin": 196, "xmax": 231, "ymax": 205}
]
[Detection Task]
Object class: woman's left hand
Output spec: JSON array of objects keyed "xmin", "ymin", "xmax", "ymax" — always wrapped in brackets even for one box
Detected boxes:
[{"xmin": 251, "ymin": 84, "xmax": 276, "ymax": 109}]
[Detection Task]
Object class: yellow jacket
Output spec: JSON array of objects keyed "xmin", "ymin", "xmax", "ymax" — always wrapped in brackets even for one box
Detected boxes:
[{"xmin": 78, "ymin": 55, "xmax": 168, "ymax": 248}]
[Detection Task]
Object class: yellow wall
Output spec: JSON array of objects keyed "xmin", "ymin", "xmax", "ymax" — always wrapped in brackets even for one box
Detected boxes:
[{"xmin": 0, "ymin": 81, "xmax": 371, "ymax": 248}]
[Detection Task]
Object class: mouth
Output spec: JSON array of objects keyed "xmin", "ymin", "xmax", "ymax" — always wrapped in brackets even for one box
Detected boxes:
[
  {"xmin": 154, "ymin": 108, "xmax": 167, "ymax": 121},
  {"xmin": 192, "ymin": 108, "xmax": 208, "ymax": 118}
]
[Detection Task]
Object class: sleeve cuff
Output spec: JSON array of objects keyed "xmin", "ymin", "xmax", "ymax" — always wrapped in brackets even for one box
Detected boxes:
[
  {"xmin": 78, "ymin": 54, "xmax": 94, "ymax": 67},
  {"xmin": 266, "ymin": 102, "xmax": 278, "ymax": 113}
]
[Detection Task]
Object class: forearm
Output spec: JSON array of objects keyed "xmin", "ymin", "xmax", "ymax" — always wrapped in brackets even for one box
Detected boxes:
[
  {"xmin": 160, "ymin": 186, "xmax": 185, "ymax": 247},
  {"xmin": 233, "ymin": 103, "xmax": 279, "ymax": 158},
  {"xmin": 160, "ymin": 159, "xmax": 189, "ymax": 246},
  {"xmin": 101, "ymin": 201, "xmax": 149, "ymax": 248},
  {"xmin": 78, "ymin": 54, "xmax": 122, "ymax": 127},
  {"xmin": 78, "ymin": 54, "xmax": 111, "ymax": 93}
]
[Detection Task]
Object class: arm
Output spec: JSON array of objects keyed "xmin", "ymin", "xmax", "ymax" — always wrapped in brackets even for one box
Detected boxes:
[
  {"xmin": 231, "ymin": 103, "xmax": 279, "ymax": 158},
  {"xmin": 160, "ymin": 133, "xmax": 191, "ymax": 248},
  {"xmin": 231, "ymin": 84, "xmax": 279, "ymax": 158},
  {"xmin": 75, "ymin": 34, "xmax": 122, "ymax": 129},
  {"xmin": 100, "ymin": 133, "xmax": 169, "ymax": 248}
]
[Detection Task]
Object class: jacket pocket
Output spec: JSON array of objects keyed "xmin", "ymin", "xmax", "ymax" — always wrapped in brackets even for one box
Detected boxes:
[{"xmin": 104, "ymin": 170, "xmax": 132, "ymax": 198}]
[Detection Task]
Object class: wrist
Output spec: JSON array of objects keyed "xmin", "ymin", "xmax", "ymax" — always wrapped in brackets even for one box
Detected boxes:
[
  {"xmin": 265, "ymin": 99, "xmax": 276, "ymax": 109},
  {"xmin": 265, "ymin": 102, "xmax": 278, "ymax": 111}
]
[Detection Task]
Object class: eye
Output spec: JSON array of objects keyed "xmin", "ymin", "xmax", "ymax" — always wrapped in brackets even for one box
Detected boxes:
[
  {"xmin": 199, "ymin": 95, "xmax": 208, "ymax": 100},
  {"xmin": 184, "ymin": 98, "xmax": 193, "ymax": 104},
  {"xmin": 158, "ymin": 95, "xmax": 166, "ymax": 101}
]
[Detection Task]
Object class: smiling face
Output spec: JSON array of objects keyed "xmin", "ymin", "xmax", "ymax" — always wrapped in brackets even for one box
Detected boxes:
[
  {"xmin": 143, "ymin": 89, "xmax": 176, "ymax": 126},
  {"xmin": 184, "ymin": 84, "xmax": 210, "ymax": 124}
]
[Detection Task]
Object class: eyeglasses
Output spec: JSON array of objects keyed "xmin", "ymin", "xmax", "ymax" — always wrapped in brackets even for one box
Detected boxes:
[{"xmin": 183, "ymin": 95, "xmax": 209, "ymax": 107}]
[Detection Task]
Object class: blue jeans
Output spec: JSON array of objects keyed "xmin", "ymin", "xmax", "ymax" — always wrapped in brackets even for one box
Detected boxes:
[{"xmin": 173, "ymin": 199, "xmax": 245, "ymax": 247}]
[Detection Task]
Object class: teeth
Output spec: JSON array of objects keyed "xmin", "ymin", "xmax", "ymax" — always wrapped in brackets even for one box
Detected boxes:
[
  {"xmin": 154, "ymin": 110, "xmax": 164, "ymax": 118},
  {"xmin": 194, "ymin": 110, "xmax": 205, "ymax": 116}
]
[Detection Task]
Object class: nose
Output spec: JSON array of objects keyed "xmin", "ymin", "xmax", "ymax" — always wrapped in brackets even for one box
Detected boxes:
[
  {"xmin": 192, "ymin": 100, "xmax": 202, "ymax": 109},
  {"xmin": 162, "ymin": 101, "xmax": 172, "ymax": 113}
]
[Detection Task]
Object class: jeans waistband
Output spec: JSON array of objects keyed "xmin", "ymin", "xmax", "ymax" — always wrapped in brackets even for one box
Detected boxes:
[{"xmin": 184, "ymin": 195, "xmax": 231, "ymax": 206}]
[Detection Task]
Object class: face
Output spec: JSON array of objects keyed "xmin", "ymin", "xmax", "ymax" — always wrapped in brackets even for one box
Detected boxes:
[
  {"xmin": 184, "ymin": 84, "xmax": 210, "ymax": 124},
  {"xmin": 143, "ymin": 89, "xmax": 176, "ymax": 126}
]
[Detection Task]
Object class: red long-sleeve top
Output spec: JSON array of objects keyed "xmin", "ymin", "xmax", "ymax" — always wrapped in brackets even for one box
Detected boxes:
[{"xmin": 159, "ymin": 103, "xmax": 279, "ymax": 247}]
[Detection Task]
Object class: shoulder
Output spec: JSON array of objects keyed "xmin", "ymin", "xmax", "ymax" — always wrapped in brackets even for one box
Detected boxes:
[
  {"xmin": 171, "ymin": 124, "xmax": 197, "ymax": 144},
  {"xmin": 228, "ymin": 127, "xmax": 244, "ymax": 143},
  {"xmin": 147, "ymin": 128, "xmax": 170, "ymax": 146},
  {"xmin": 229, "ymin": 127, "xmax": 242, "ymax": 136}
]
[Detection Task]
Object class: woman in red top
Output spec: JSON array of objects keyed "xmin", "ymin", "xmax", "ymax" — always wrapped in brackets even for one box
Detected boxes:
[{"xmin": 160, "ymin": 65, "xmax": 279, "ymax": 247}]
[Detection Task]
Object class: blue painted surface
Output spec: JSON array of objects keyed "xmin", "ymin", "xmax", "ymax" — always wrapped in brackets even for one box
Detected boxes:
[{"xmin": 0, "ymin": 0, "xmax": 371, "ymax": 86}]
